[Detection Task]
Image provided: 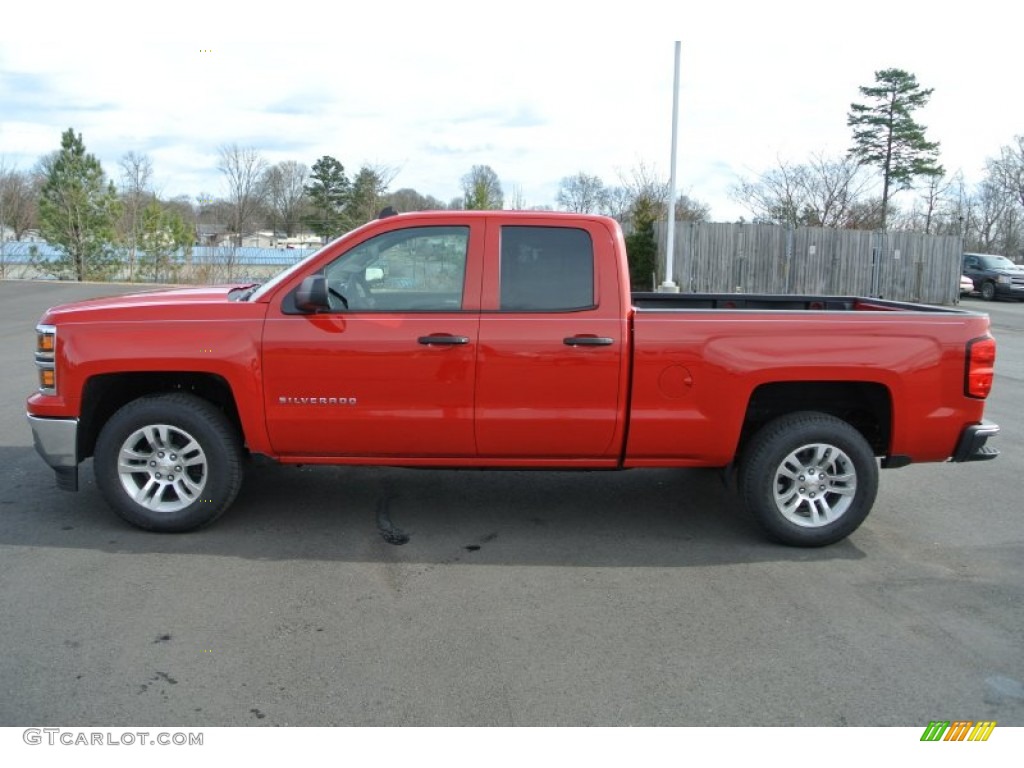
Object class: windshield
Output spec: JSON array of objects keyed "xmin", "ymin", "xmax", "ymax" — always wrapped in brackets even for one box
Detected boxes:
[
  {"xmin": 247, "ymin": 243, "xmax": 331, "ymax": 301},
  {"xmin": 980, "ymin": 255, "xmax": 1016, "ymax": 269}
]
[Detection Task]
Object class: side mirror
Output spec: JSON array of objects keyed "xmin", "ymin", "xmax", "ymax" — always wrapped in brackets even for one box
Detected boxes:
[{"xmin": 295, "ymin": 275, "xmax": 330, "ymax": 313}]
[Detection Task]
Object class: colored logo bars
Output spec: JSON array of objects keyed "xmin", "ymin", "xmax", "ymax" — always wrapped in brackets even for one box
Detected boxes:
[{"xmin": 920, "ymin": 721, "xmax": 997, "ymax": 742}]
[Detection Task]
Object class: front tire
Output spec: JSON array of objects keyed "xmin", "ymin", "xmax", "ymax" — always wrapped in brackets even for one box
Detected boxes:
[
  {"xmin": 738, "ymin": 412, "xmax": 878, "ymax": 547},
  {"xmin": 94, "ymin": 393, "xmax": 243, "ymax": 532},
  {"xmin": 981, "ymin": 281, "xmax": 997, "ymax": 301}
]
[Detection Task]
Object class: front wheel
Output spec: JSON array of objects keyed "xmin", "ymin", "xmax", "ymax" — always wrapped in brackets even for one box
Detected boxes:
[
  {"xmin": 738, "ymin": 412, "xmax": 878, "ymax": 546},
  {"xmin": 981, "ymin": 281, "xmax": 997, "ymax": 301},
  {"xmin": 94, "ymin": 393, "xmax": 243, "ymax": 532}
]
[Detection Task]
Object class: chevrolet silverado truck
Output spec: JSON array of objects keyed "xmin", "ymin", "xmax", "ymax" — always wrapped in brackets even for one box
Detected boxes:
[
  {"xmin": 27, "ymin": 211, "xmax": 1000, "ymax": 546},
  {"xmin": 962, "ymin": 252, "xmax": 1024, "ymax": 301}
]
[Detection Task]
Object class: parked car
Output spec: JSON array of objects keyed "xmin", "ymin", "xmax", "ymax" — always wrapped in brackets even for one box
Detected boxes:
[
  {"xmin": 962, "ymin": 252, "xmax": 1024, "ymax": 301},
  {"xmin": 960, "ymin": 274, "xmax": 975, "ymax": 295}
]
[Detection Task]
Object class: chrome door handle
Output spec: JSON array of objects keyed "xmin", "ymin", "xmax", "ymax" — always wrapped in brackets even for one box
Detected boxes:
[
  {"xmin": 418, "ymin": 335, "xmax": 470, "ymax": 345},
  {"xmin": 563, "ymin": 336, "xmax": 614, "ymax": 346}
]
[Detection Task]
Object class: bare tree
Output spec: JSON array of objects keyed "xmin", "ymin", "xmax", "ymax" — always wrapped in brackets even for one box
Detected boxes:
[
  {"xmin": 600, "ymin": 186, "xmax": 633, "ymax": 220},
  {"xmin": 618, "ymin": 160, "xmax": 670, "ymax": 218},
  {"xmin": 673, "ymin": 193, "xmax": 710, "ymax": 222},
  {"xmin": 0, "ymin": 163, "xmax": 40, "ymax": 241},
  {"xmin": 386, "ymin": 188, "xmax": 446, "ymax": 212},
  {"xmin": 732, "ymin": 153, "xmax": 871, "ymax": 228},
  {"xmin": 732, "ymin": 158, "xmax": 804, "ymax": 226},
  {"xmin": 119, "ymin": 151, "xmax": 154, "ymax": 280},
  {"xmin": 218, "ymin": 144, "xmax": 268, "ymax": 246},
  {"xmin": 263, "ymin": 160, "xmax": 309, "ymax": 238},
  {"xmin": 971, "ymin": 179, "xmax": 1013, "ymax": 253},
  {"xmin": 987, "ymin": 135, "xmax": 1024, "ymax": 210},
  {"xmin": 461, "ymin": 165, "xmax": 503, "ymax": 210},
  {"xmin": 556, "ymin": 172, "xmax": 607, "ymax": 213},
  {"xmin": 903, "ymin": 173, "xmax": 955, "ymax": 234},
  {"xmin": 508, "ymin": 184, "xmax": 528, "ymax": 210},
  {"xmin": 615, "ymin": 161, "xmax": 710, "ymax": 223}
]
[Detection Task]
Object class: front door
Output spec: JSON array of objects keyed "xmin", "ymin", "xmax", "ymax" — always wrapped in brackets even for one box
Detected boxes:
[{"xmin": 263, "ymin": 224, "xmax": 482, "ymax": 457}]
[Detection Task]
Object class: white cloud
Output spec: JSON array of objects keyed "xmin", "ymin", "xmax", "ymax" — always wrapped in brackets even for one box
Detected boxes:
[{"xmin": 2, "ymin": 0, "xmax": 1021, "ymax": 219}]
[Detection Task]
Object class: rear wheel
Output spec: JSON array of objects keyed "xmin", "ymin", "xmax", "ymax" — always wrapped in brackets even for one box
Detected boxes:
[
  {"xmin": 94, "ymin": 393, "xmax": 243, "ymax": 532},
  {"xmin": 738, "ymin": 412, "xmax": 878, "ymax": 546}
]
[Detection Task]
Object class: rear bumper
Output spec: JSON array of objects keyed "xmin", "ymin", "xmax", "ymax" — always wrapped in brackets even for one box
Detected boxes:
[
  {"xmin": 26, "ymin": 413, "xmax": 79, "ymax": 490},
  {"xmin": 951, "ymin": 420, "xmax": 1000, "ymax": 462}
]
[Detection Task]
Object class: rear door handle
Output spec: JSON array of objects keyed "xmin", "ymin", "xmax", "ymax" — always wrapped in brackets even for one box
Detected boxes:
[
  {"xmin": 563, "ymin": 336, "xmax": 614, "ymax": 347},
  {"xmin": 418, "ymin": 335, "xmax": 470, "ymax": 345}
]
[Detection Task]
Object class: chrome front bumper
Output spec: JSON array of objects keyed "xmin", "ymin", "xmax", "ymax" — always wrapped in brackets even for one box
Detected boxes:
[{"xmin": 26, "ymin": 414, "xmax": 79, "ymax": 490}]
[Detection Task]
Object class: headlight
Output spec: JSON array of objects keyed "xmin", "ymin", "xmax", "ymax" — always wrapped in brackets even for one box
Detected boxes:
[
  {"xmin": 997, "ymin": 275, "xmax": 1011, "ymax": 285},
  {"xmin": 35, "ymin": 325, "xmax": 56, "ymax": 395}
]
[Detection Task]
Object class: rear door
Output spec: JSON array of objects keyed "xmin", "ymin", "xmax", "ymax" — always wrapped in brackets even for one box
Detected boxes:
[{"xmin": 474, "ymin": 218, "xmax": 628, "ymax": 459}]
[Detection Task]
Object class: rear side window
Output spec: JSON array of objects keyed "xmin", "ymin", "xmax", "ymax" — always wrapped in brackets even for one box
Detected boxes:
[{"xmin": 499, "ymin": 226, "xmax": 595, "ymax": 311}]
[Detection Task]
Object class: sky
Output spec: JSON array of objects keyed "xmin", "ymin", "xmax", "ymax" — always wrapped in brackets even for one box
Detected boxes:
[{"xmin": 1, "ymin": 0, "xmax": 1022, "ymax": 222}]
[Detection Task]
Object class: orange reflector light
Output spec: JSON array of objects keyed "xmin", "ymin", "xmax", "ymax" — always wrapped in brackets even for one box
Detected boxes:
[
  {"xmin": 40, "ymin": 369, "xmax": 56, "ymax": 390},
  {"xmin": 966, "ymin": 336, "xmax": 996, "ymax": 399},
  {"xmin": 37, "ymin": 332, "xmax": 55, "ymax": 353}
]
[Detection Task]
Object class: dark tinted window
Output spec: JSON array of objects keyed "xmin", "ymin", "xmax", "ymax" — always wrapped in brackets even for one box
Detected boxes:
[
  {"xmin": 499, "ymin": 226, "xmax": 594, "ymax": 311},
  {"xmin": 979, "ymin": 255, "xmax": 1015, "ymax": 269}
]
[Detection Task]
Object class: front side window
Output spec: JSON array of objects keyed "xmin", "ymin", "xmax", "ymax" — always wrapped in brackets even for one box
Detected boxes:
[
  {"xmin": 323, "ymin": 226, "xmax": 469, "ymax": 311},
  {"xmin": 499, "ymin": 226, "xmax": 594, "ymax": 311}
]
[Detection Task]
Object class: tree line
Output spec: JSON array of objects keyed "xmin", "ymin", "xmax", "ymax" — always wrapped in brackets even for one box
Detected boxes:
[
  {"xmin": 0, "ymin": 130, "xmax": 711, "ymax": 284},
  {"xmin": 1, "ymin": 68, "xmax": 1022, "ymax": 284}
]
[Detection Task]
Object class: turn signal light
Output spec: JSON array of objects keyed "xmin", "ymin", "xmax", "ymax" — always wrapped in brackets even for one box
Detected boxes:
[
  {"xmin": 37, "ymin": 331, "xmax": 55, "ymax": 354},
  {"xmin": 39, "ymin": 369, "xmax": 55, "ymax": 390},
  {"xmin": 965, "ymin": 336, "xmax": 996, "ymax": 399}
]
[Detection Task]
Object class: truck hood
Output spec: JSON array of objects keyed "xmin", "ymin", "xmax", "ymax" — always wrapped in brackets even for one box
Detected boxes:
[{"xmin": 41, "ymin": 285, "xmax": 254, "ymax": 323}]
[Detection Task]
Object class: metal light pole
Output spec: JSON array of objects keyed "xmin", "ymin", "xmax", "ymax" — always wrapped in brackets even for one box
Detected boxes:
[{"xmin": 660, "ymin": 41, "xmax": 681, "ymax": 293}]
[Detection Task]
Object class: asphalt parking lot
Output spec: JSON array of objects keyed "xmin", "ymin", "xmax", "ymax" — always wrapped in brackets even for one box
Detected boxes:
[{"xmin": 0, "ymin": 281, "xmax": 1021, "ymax": 726}]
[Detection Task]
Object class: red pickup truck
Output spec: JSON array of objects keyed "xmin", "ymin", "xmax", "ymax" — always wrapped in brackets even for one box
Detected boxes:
[{"xmin": 27, "ymin": 211, "xmax": 999, "ymax": 546}]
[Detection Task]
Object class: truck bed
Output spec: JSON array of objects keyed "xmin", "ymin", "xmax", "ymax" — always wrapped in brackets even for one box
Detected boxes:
[{"xmin": 631, "ymin": 292, "xmax": 973, "ymax": 313}]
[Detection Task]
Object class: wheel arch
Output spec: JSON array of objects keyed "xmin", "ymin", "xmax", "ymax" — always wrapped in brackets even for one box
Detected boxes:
[
  {"xmin": 78, "ymin": 372, "xmax": 243, "ymax": 461},
  {"xmin": 739, "ymin": 381, "xmax": 892, "ymax": 459}
]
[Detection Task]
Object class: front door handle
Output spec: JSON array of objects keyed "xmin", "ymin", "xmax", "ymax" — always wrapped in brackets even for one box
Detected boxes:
[
  {"xmin": 563, "ymin": 336, "xmax": 614, "ymax": 346},
  {"xmin": 418, "ymin": 335, "xmax": 470, "ymax": 345}
]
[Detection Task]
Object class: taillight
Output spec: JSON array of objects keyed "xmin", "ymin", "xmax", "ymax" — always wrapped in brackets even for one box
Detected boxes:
[{"xmin": 965, "ymin": 336, "xmax": 996, "ymax": 399}]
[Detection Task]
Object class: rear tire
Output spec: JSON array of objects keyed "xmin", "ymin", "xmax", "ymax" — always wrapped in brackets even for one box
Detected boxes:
[
  {"xmin": 94, "ymin": 393, "xmax": 243, "ymax": 532},
  {"xmin": 738, "ymin": 412, "xmax": 878, "ymax": 547}
]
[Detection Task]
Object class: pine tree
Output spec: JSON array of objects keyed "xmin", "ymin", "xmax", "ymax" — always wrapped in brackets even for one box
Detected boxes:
[
  {"xmin": 138, "ymin": 201, "xmax": 192, "ymax": 282},
  {"xmin": 38, "ymin": 128, "xmax": 121, "ymax": 280},
  {"xmin": 303, "ymin": 156, "xmax": 350, "ymax": 242},
  {"xmin": 847, "ymin": 69, "xmax": 943, "ymax": 229},
  {"xmin": 624, "ymin": 195, "xmax": 659, "ymax": 289}
]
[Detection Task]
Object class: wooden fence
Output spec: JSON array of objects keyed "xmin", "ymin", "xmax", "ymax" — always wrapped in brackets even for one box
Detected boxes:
[{"xmin": 652, "ymin": 222, "xmax": 963, "ymax": 304}]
